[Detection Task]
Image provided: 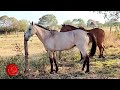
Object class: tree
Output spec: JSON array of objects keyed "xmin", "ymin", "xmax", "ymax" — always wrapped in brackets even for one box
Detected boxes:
[
  {"xmin": 9, "ymin": 17, "xmax": 19, "ymax": 34},
  {"xmin": 72, "ymin": 18, "xmax": 86, "ymax": 27},
  {"xmin": 104, "ymin": 18, "xmax": 119, "ymax": 32},
  {"xmin": 63, "ymin": 20, "xmax": 72, "ymax": 25},
  {"xmin": 96, "ymin": 11, "xmax": 120, "ymax": 20},
  {"xmin": 0, "ymin": 15, "xmax": 10, "ymax": 37},
  {"xmin": 38, "ymin": 14, "xmax": 58, "ymax": 30},
  {"xmin": 94, "ymin": 11, "xmax": 120, "ymax": 31},
  {"xmin": 87, "ymin": 19, "xmax": 98, "ymax": 28},
  {"xmin": 18, "ymin": 19, "xmax": 29, "ymax": 32}
]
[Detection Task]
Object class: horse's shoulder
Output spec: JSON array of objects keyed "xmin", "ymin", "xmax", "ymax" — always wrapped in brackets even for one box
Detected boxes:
[{"xmin": 50, "ymin": 30, "xmax": 58, "ymax": 36}]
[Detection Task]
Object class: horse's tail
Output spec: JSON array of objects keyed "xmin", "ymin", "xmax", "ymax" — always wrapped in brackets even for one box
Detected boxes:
[{"xmin": 87, "ymin": 33, "xmax": 97, "ymax": 57}]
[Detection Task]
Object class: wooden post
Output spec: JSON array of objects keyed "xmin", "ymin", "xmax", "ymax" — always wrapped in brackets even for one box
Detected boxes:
[{"xmin": 24, "ymin": 36, "xmax": 29, "ymax": 74}]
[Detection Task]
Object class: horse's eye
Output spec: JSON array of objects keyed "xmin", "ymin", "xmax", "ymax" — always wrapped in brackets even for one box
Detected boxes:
[{"xmin": 29, "ymin": 29, "xmax": 31, "ymax": 31}]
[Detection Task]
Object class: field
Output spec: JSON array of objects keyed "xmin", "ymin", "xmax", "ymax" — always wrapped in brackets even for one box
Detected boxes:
[{"xmin": 0, "ymin": 27, "xmax": 120, "ymax": 79}]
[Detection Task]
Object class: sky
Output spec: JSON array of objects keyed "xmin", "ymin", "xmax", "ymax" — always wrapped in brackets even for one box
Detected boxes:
[{"xmin": 0, "ymin": 11, "xmax": 105, "ymax": 24}]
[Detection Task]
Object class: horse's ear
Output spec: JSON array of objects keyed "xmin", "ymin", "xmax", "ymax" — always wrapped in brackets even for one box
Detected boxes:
[
  {"xmin": 62, "ymin": 24, "xmax": 65, "ymax": 26},
  {"xmin": 31, "ymin": 21, "xmax": 33, "ymax": 25}
]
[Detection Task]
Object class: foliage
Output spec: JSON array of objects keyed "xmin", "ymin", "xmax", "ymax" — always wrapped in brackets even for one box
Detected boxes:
[
  {"xmin": 0, "ymin": 15, "xmax": 29, "ymax": 35},
  {"xmin": 72, "ymin": 18, "xmax": 86, "ymax": 27},
  {"xmin": 87, "ymin": 19, "xmax": 98, "ymax": 28},
  {"xmin": 18, "ymin": 19, "xmax": 29, "ymax": 32},
  {"xmin": 38, "ymin": 14, "xmax": 58, "ymax": 30},
  {"xmin": 94, "ymin": 11, "xmax": 120, "ymax": 21},
  {"xmin": 63, "ymin": 20, "xmax": 72, "ymax": 25}
]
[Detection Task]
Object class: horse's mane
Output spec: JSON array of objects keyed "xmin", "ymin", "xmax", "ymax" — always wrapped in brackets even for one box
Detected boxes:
[
  {"xmin": 35, "ymin": 24, "xmax": 49, "ymax": 30},
  {"xmin": 35, "ymin": 24, "xmax": 59, "ymax": 32},
  {"xmin": 62, "ymin": 24, "xmax": 87, "ymax": 31},
  {"xmin": 62, "ymin": 24, "xmax": 78, "ymax": 29}
]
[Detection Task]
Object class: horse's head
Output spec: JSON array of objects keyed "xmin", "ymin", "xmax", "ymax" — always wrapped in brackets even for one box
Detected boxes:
[
  {"xmin": 24, "ymin": 21, "xmax": 37, "ymax": 41},
  {"xmin": 60, "ymin": 24, "xmax": 78, "ymax": 32},
  {"xmin": 79, "ymin": 26, "xmax": 86, "ymax": 30}
]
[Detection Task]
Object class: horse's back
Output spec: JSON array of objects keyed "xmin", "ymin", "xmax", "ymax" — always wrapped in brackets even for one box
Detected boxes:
[
  {"xmin": 90, "ymin": 28, "xmax": 105, "ymax": 43},
  {"xmin": 90, "ymin": 28, "xmax": 105, "ymax": 37}
]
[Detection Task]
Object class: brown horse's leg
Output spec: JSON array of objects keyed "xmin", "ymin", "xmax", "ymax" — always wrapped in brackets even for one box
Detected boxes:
[
  {"xmin": 82, "ymin": 60, "xmax": 87, "ymax": 71},
  {"xmin": 85, "ymin": 55, "xmax": 89, "ymax": 73},
  {"xmin": 59, "ymin": 51, "xmax": 61, "ymax": 60},
  {"xmin": 98, "ymin": 44, "xmax": 105, "ymax": 58},
  {"xmin": 53, "ymin": 52, "xmax": 58, "ymax": 73}
]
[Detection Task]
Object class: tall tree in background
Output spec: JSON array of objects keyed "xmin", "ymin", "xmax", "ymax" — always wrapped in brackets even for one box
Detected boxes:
[
  {"xmin": 0, "ymin": 15, "xmax": 11, "ymax": 37},
  {"xmin": 63, "ymin": 18, "xmax": 86, "ymax": 28},
  {"xmin": 87, "ymin": 19, "xmax": 98, "ymax": 28},
  {"xmin": 96, "ymin": 11, "xmax": 120, "ymax": 20},
  {"xmin": 63, "ymin": 20, "xmax": 72, "ymax": 25},
  {"xmin": 9, "ymin": 17, "xmax": 19, "ymax": 36},
  {"xmin": 38, "ymin": 14, "xmax": 58, "ymax": 30},
  {"xmin": 0, "ymin": 15, "xmax": 29, "ymax": 36},
  {"xmin": 94, "ymin": 11, "xmax": 120, "ymax": 31},
  {"xmin": 18, "ymin": 19, "xmax": 29, "ymax": 32},
  {"xmin": 72, "ymin": 18, "xmax": 86, "ymax": 27}
]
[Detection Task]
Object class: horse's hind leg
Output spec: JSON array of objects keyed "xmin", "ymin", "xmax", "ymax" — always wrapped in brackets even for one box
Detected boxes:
[
  {"xmin": 98, "ymin": 43, "xmax": 105, "ymax": 58},
  {"xmin": 53, "ymin": 52, "xmax": 58, "ymax": 73},
  {"xmin": 80, "ymin": 52, "xmax": 83, "ymax": 61},
  {"xmin": 81, "ymin": 55, "xmax": 89, "ymax": 73},
  {"xmin": 76, "ymin": 44, "xmax": 90, "ymax": 72}
]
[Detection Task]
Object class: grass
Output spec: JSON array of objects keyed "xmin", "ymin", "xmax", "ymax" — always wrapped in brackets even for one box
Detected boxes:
[{"xmin": 0, "ymin": 28, "xmax": 120, "ymax": 79}]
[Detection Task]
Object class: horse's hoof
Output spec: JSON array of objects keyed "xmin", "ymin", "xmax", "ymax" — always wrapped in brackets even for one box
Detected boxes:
[
  {"xmin": 85, "ymin": 70, "xmax": 89, "ymax": 73},
  {"xmin": 102, "ymin": 56, "xmax": 105, "ymax": 58},
  {"xmin": 82, "ymin": 68, "xmax": 84, "ymax": 71},
  {"xmin": 50, "ymin": 71, "xmax": 54, "ymax": 74},
  {"xmin": 89, "ymin": 57, "xmax": 93, "ymax": 59},
  {"xmin": 55, "ymin": 70, "xmax": 58, "ymax": 73},
  {"xmin": 98, "ymin": 56, "xmax": 105, "ymax": 58},
  {"xmin": 85, "ymin": 69, "xmax": 89, "ymax": 73}
]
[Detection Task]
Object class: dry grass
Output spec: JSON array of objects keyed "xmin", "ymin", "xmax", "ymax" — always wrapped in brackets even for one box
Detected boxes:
[
  {"xmin": 0, "ymin": 32, "xmax": 46, "ymax": 57},
  {"xmin": 0, "ymin": 28, "xmax": 120, "ymax": 79}
]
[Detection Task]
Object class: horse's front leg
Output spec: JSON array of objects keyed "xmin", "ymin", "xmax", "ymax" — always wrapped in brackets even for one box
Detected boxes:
[
  {"xmin": 53, "ymin": 51, "xmax": 58, "ymax": 73},
  {"xmin": 48, "ymin": 51, "xmax": 54, "ymax": 74}
]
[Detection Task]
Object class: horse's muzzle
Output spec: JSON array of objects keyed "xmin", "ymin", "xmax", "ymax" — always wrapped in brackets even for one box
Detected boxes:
[{"xmin": 24, "ymin": 34, "xmax": 28, "ymax": 41}]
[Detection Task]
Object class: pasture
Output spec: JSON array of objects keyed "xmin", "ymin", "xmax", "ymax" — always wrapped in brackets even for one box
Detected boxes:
[{"xmin": 0, "ymin": 27, "xmax": 120, "ymax": 79}]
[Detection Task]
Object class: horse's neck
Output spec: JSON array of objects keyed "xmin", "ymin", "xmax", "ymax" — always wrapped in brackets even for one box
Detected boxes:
[{"xmin": 35, "ymin": 26, "xmax": 49, "ymax": 44}]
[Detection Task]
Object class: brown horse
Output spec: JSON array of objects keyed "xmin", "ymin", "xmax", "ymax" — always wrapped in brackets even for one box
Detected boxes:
[{"xmin": 60, "ymin": 24, "xmax": 105, "ymax": 59}]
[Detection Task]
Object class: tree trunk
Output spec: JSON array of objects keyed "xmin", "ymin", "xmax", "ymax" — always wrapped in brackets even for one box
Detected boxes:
[
  {"xmin": 110, "ymin": 26, "xmax": 112, "ymax": 32},
  {"xmin": 115, "ymin": 26, "xmax": 118, "ymax": 32},
  {"xmin": 17, "ymin": 31, "xmax": 19, "ymax": 37},
  {"xmin": 15, "ymin": 30, "xmax": 18, "ymax": 37},
  {"xmin": 5, "ymin": 31, "xmax": 7, "ymax": 37}
]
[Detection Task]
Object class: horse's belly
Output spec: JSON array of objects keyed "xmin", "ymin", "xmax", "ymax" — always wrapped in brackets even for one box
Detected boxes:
[
  {"xmin": 45, "ymin": 41, "xmax": 74, "ymax": 51},
  {"xmin": 54, "ymin": 41, "xmax": 75, "ymax": 51}
]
